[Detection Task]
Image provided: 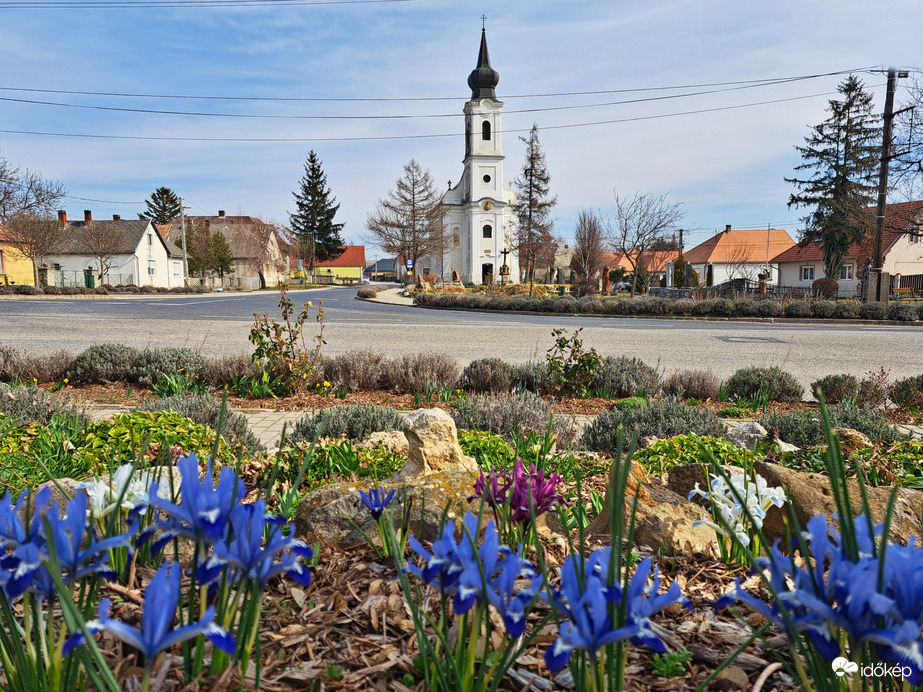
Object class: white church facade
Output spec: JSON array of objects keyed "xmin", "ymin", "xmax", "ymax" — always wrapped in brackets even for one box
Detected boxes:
[{"xmin": 441, "ymin": 29, "xmax": 520, "ymax": 285}]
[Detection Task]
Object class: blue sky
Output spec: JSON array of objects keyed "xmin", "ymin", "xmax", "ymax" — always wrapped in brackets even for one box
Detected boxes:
[{"xmin": 1, "ymin": 0, "xmax": 922, "ymax": 252}]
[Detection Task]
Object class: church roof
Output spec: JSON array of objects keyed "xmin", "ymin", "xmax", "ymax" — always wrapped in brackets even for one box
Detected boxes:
[{"xmin": 467, "ymin": 28, "xmax": 499, "ymax": 100}]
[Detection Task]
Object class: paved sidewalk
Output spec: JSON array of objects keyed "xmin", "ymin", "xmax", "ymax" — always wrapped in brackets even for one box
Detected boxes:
[{"xmin": 365, "ymin": 287, "xmax": 415, "ymax": 306}]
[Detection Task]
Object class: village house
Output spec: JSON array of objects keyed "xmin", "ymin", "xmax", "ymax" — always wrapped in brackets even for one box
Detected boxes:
[
  {"xmin": 683, "ymin": 226, "xmax": 795, "ymax": 287},
  {"xmin": 42, "ymin": 211, "xmax": 183, "ymax": 288},
  {"xmin": 0, "ymin": 224, "xmax": 36, "ymax": 286},
  {"xmin": 771, "ymin": 201, "xmax": 923, "ymax": 296},
  {"xmin": 313, "ymin": 245, "xmax": 367, "ymax": 283}
]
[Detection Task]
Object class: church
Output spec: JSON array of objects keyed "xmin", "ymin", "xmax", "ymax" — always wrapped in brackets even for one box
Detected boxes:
[{"xmin": 441, "ymin": 28, "xmax": 520, "ymax": 285}]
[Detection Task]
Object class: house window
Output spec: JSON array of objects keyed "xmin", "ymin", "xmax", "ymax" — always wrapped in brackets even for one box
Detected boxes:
[
  {"xmin": 800, "ymin": 266, "xmax": 814, "ymax": 282},
  {"xmin": 148, "ymin": 260, "xmax": 156, "ymax": 276},
  {"xmin": 482, "ymin": 121, "xmax": 491, "ymax": 140},
  {"xmin": 839, "ymin": 264, "xmax": 854, "ymax": 281},
  {"xmin": 482, "ymin": 224, "xmax": 492, "ymax": 239},
  {"xmin": 910, "ymin": 233, "xmax": 920, "ymax": 244},
  {"xmin": 148, "ymin": 234, "xmax": 153, "ymax": 246}
]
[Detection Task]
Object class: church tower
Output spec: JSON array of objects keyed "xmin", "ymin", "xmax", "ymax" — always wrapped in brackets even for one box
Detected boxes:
[{"xmin": 442, "ymin": 28, "xmax": 519, "ymax": 285}]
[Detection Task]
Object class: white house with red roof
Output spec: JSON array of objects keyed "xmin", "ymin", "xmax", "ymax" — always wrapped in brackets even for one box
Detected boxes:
[
  {"xmin": 683, "ymin": 226, "xmax": 795, "ymax": 287},
  {"xmin": 771, "ymin": 201, "xmax": 923, "ymax": 296}
]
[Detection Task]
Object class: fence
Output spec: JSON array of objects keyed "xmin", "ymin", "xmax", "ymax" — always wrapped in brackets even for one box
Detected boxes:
[
  {"xmin": 895, "ymin": 274, "xmax": 923, "ymax": 292},
  {"xmin": 187, "ymin": 276, "xmax": 261, "ymax": 291}
]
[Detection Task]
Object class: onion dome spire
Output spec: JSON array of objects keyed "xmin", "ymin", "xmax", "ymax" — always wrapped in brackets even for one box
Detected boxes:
[{"xmin": 467, "ymin": 28, "xmax": 499, "ymax": 100}]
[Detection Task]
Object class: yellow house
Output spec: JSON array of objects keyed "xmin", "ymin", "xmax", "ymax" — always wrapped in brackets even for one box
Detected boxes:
[
  {"xmin": 314, "ymin": 245, "xmax": 366, "ymax": 282},
  {"xmin": 0, "ymin": 225, "xmax": 35, "ymax": 286}
]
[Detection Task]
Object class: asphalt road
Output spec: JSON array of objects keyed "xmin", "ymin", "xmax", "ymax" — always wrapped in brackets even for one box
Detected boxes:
[{"xmin": 1, "ymin": 287, "xmax": 920, "ymax": 391}]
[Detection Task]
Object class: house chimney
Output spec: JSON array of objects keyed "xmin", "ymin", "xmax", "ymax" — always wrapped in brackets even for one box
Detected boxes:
[
  {"xmin": 57, "ymin": 210, "xmax": 67, "ymax": 226},
  {"xmin": 218, "ymin": 210, "xmax": 226, "ymax": 217},
  {"xmin": 112, "ymin": 214, "xmax": 121, "ymax": 221},
  {"xmin": 84, "ymin": 210, "xmax": 92, "ymax": 225},
  {"xmin": 725, "ymin": 224, "xmax": 732, "ymax": 233},
  {"xmin": 564, "ymin": 244, "xmax": 569, "ymax": 249}
]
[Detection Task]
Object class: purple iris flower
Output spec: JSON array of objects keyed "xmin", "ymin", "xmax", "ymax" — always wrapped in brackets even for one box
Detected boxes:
[
  {"xmin": 65, "ymin": 561, "xmax": 234, "ymax": 663},
  {"xmin": 196, "ymin": 499, "xmax": 312, "ymax": 588},
  {"xmin": 358, "ymin": 487, "xmax": 397, "ymax": 522},
  {"xmin": 144, "ymin": 453, "xmax": 245, "ymax": 556},
  {"xmin": 544, "ymin": 550, "xmax": 688, "ymax": 673},
  {"xmin": 471, "ymin": 458, "xmax": 562, "ymax": 523}
]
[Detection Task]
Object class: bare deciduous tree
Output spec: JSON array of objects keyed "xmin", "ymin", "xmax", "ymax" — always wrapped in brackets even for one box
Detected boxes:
[
  {"xmin": 724, "ymin": 241, "xmax": 760, "ymax": 281},
  {"xmin": 570, "ymin": 209, "xmax": 605, "ymax": 294},
  {"xmin": 606, "ymin": 191, "xmax": 684, "ymax": 296},
  {"xmin": 0, "ymin": 155, "xmax": 66, "ymax": 223},
  {"xmin": 241, "ymin": 222, "xmax": 286, "ymax": 288},
  {"xmin": 366, "ymin": 160, "xmax": 446, "ymax": 281},
  {"xmin": 75, "ymin": 222, "xmax": 128, "ymax": 279},
  {"xmin": 4, "ymin": 212, "xmax": 65, "ymax": 285}
]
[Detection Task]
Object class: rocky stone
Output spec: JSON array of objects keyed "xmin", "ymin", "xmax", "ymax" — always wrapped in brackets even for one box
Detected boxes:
[
  {"xmin": 294, "ymin": 469, "xmax": 479, "ymax": 549},
  {"xmin": 774, "ymin": 440, "xmax": 800, "ymax": 453},
  {"xmin": 31, "ymin": 478, "xmax": 86, "ymax": 516},
  {"xmin": 356, "ymin": 430, "xmax": 409, "ymax": 456},
  {"xmin": 833, "ymin": 427, "xmax": 874, "ymax": 450},
  {"xmin": 638, "ymin": 435, "xmax": 660, "ymax": 449},
  {"xmin": 586, "ymin": 462, "xmax": 716, "ymax": 556},
  {"xmin": 754, "ymin": 460, "xmax": 923, "ymax": 545},
  {"xmin": 725, "ymin": 422, "xmax": 767, "ymax": 451},
  {"xmin": 390, "ymin": 408, "xmax": 476, "ymax": 480}
]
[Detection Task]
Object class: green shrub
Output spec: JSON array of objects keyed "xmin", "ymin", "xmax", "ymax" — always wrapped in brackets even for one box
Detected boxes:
[
  {"xmin": 579, "ymin": 298, "xmax": 604, "ymax": 314},
  {"xmin": 289, "ymin": 404, "xmax": 404, "ymax": 443},
  {"xmin": 733, "ymin": 299, "xmax": 759, "ymax": 317},
  {"xmin": 672, "ymin": 299, "xmax": 696, "ymax": 316},
  {"xmin": 450, "ymin": 391, "xmax": 578, "ymax": 447},
  {"xmin": 135, "ymin": 393, "xmax": 264, "ymax": 454},
  {"xmin": 760, "ymin": 400, "xmax": 907, "ymax": 448},
  {"xmin": 888, "ymin": 302, "xmax": 919, "ymax": 322},
  {"xmin": 756, "ymin": 300, "xmax": 784, "ymax": 317},
  {"xmin": 891, "ymin": 375, "xmax": 923, "ymax": 408},
  {"xmin": 725, "ymin": 366, "xmax": 804, "ymax": 403},
  {"xmin": 784, "ymin": 301, "xmax": 812, "ymax": 318},
  {"xmin": 0, "ymin": 382, "xmax": 87, "ymax": 426},
  {"xmin": 810, "ymin": 374, "xmax": 859, "ymax": 404},
  {"xmin": 592, "ymin": 355, "xmax": 661, "ymax": 398},
  {"xmin": 458, "ymin": 429, "xmax": 515, "ymax": 467},
  {"xmin": 711, "ymin": 299, "xmax": 735, "ymax": 317},
  {"xmin": 136, "ymin": 347, "xmax": 209, "ymax": 387},
  {"xmin": 0, "ymin": 413, "xmax": 91, "ymax": 493},
  {"xmin": 717, "ymin": 406, "xmax": 750, "ymax": 418},
  {"xmin": 692, "ymin": 299, "xmax": 718, "ymax": 316},
  {"xmin": 381, "ymin": 352, "xmax": 459, "ymax": 394},
  {"xmin": 78, "ymin": 410, "xmax": 231, "ymax": 468},
  {"xmin": 552, "ymin": 297, "xmax": 577, "ymax": 313},
  {"xmin": 510, "ymin": 361, "xmax": 548, "ymax": 393},
  {"xmin": 859, "ymin": 302, "xmax": 889, "ymax": 320},
  {"xmin": 663, "ymin": 369, "xmax": 721, "ymax": 400},
  {"xmin": 811, "ymin": 300, "xmax": 836, "ymax": 318},
  {"xmin": 582, "ymin": 398, "xmax": 725, "ymax": 451},
  {"xmin": 69, "ymin": 344, "xmax": 142, "ymax": 384},
  {"xmin": 460, "ymin": 357, "xmax": 514, "ymax": 393},
  {"xmin": 324, "ymin": 350, "xmax": 387, "ymax": 391},
  {"xmin": 633, "ymin": 434, "xmax": 757, "ymax": 478},
  {"xmin": 612, "ymin": 396, "xmax": 648, "ymax": 411},
  {"xmin": 833, "ymin": 301, "xmax": 860, "ymax": 319}
]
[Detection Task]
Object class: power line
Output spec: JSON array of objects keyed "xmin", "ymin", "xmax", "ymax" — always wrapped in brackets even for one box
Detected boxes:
[
  {"xmin": 0, "ymin": 68, "xmax": 874, "ymax": 102},
  {"xmin": 0, "ymin": 88, "xmax": 856, "ymax": 143},
  {"xmin": 0, "ymin": 0, "xmax": 416, "ymax": 8},
  {"xmin": 66, "ymin": 194, "xmax": 144, "ymax": 204}
]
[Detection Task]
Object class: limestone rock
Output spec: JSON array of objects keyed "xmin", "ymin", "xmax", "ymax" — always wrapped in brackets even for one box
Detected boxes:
[
  {"xmin": 586, "ymin": 462, "xmax": 715, "ymax": 556},
  {"xmin": 356, "ymin": 430, "xmax": 409, "ymax": 456},
  {"xmin": 754, "ymin": 460, "xmax": 923, "ymax": 545},
  {"xmin": 638, "ymin": 435, "xmax": 660, "ymax": 449},
  {"xmin": 294, "ymin": 469, "xmax": 478, "ymax": 548},
  {"xmin": 391, "ymin": 408, "xmax": 476, "ymax": 480},
  {"xmin": 833, "ymin": 427, "xmax": 874, "ymax": 450},
  {"xmin": 725, "ymin": 422, "xmax": 768, "ymax": 451},
  {"xmin": 31, "ymin": 478, "xmax": 86, "ymax": 516}
]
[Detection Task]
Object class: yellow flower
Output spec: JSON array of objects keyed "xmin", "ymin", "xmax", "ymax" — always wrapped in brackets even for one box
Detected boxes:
[
  {"xmin": 306, "ymin": 301, "xmax": 313, "ymax": 307},
  {"xmin": 32, "ymin": 377, "xmax": 37, "ymax": 383},
  {"xmin": 63, "ymin": 378, "xmax": 69, "ymax": 384},
  {"xmin": 323, "ymin": 381, "xmax": 331, "ymax": 387}
]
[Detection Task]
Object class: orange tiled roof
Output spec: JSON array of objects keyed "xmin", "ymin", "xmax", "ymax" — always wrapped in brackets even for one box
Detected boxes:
[
  {"xmin": 600, "ymin": 250, "xmax": 679, "ymax": 272},
  {"xmin": 316, "ymin": 245, "xmax": 366, "ymax": 268},
  {"xmin": 771, "ymin": 201, "xmax": 923, "ymax": 263},
  {"xmin": 684, "ymin": 228, "xmax": 795, "ymax": 264}
]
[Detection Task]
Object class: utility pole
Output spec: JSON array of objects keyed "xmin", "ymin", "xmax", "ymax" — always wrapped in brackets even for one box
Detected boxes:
[
  {"xmin": 869, "ymin": 67, "xmax": 909, "ymax": 301},
  {"xmin": 180, "ymin": 197, "xmax": 190, "ymax": 281}
]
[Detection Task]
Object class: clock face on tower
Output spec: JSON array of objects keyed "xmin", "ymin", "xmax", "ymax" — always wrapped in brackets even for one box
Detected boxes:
[{"xmin": 484, "ymin": 202, "xmax": 492, "ymax": 210}]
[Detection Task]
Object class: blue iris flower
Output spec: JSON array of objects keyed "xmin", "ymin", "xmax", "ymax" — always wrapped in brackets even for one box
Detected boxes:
[
  {"xmin": 358, "ymin": 487, "xmax": 396, "ymax": 522},
  {"xmin": 544, "ymin": 550, "xmax": 689, "ymax": 673},
  {"xmin": 144, "ymin": 454, "xmax": 245, "ymax": 556},
  {"xmin": 196, "ymin": 499, "xmax": 312, "ymax": 588},
  {"xmin": 65, "ymin": 561, "xmax": 235, "ymax": 663},
  {"xmin": 486, "ymin": 548, "xmax": 540, "ymax": 638}
]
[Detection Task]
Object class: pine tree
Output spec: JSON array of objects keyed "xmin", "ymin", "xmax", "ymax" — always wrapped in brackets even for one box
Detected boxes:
[
  {"xmin": 515, "ymin": 124, "xmax": 557, "ymax": 295},
  {"xmin": 289, "ymin": 152, "xmax": 345, "ymax": 275},
  {"xmin": 139, "ymin": 187, "xmax": 182, "ymax": 225},
  {"xmin": 210, "ymin": 231, "xmax": 233, "ymax": 278},
  {"xmin": 786, "ymin": 75, "xmax": 881, "ymax": 280}
]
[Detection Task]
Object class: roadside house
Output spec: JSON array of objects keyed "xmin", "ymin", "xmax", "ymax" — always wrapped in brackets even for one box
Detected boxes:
[
  {"xmin": 684, "ymin": 226, "xmax": 795, "ymax": 286},
  {"xmin": 0, "ymin": 224, "xmax": 36, "ymax": 285},
  {"xmin": 42, "ymin": 211, "xmax": 183, "ymax": 288},
  {"xmin": 771, "ymin": 201, "xmax": 923, "ymax": 296},
  {"xmin": 600, "ymin": 250, "xmax": 679, "ymax": 287},
  {"xmin": 314, "ymin": 245, "xmax": 366, "ymax": 283}
]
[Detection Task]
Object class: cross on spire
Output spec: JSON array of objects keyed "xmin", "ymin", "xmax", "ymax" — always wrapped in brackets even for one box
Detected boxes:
[{"xmin": 480, "ymin": 14, "xmax": 487, "ymax": 29}]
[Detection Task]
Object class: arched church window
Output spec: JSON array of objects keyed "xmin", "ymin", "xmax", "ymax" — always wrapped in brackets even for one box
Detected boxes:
[
  {"xmin": 482, "ymin": 121, "xmax": 491, "ymax": 140},
  {"xmin": 453, "ymin": 230, "xmax": 460, "ymax": 246},
  {"xmin": 482, "ymin": 224, "xmax": 493, "ymax": 239}
]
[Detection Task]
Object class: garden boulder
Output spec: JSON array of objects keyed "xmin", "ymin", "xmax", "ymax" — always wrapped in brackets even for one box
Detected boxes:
[
  {"xmin": 724, "ymin": 422, "xmax": 767, "ymax": 451},
  {"xmin": 390, "ymin": 408, "xmax": 476, "ymax": 480},
  {"xmin": 753, "ymin": 460, "xmax": 923, "ymax": 545},
  {"xmin": 294, "ymin": 469, "xmax": 478, "ymax": 549},
  {"xmin": 356, "ymin": 430, "xmax": 409, "ymax": 457}
]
